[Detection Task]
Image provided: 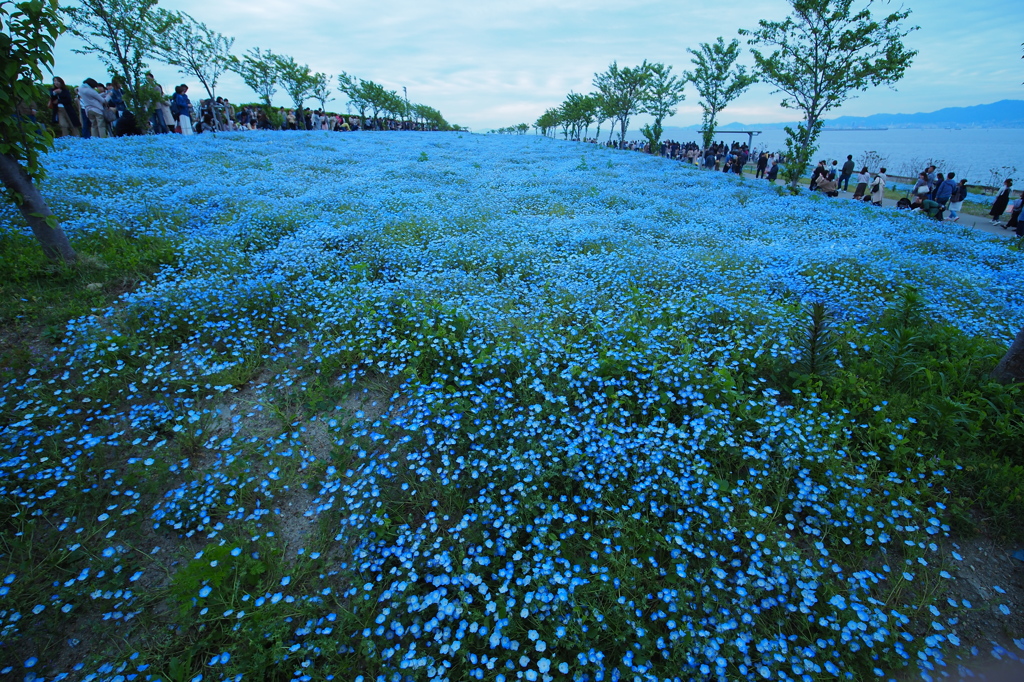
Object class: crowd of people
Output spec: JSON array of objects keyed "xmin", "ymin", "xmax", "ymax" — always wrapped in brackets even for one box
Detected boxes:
[
  {"xmin": 45, "ymin": 76, "xmax": 443, "ymax": 139},
  {"xmin": 577, "ymin": 135, "xmax": 1021, "ymax": 231},
  {"xmin": 37, "ymin": 80, "xmax": 1024, "ymax": 233}
]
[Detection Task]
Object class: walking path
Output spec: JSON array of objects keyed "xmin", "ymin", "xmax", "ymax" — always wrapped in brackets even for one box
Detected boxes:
[{"xmin": 763, "ymin": 179, "xmax": 1014, "ymax": 239}]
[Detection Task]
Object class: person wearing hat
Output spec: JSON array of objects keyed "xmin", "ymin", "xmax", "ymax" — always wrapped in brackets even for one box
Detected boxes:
[{"xmin": 172, "ymin": 84, "xmax": 193, "ymax": 135}]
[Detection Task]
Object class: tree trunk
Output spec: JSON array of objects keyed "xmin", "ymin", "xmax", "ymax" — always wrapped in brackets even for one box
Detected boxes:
[
  {"xmin": 993, "ymin": 326, "xmax": 1024, "ymax": 384},
  {"xmin": 0, "ymin": 154, "xmax": 77, "ymax": 263}
]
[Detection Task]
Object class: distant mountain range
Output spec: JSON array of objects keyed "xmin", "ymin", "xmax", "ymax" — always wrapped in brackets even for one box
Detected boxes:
[{"xmin": 677, "ymin": 100, "xmax": 1024, "ymax": 131}]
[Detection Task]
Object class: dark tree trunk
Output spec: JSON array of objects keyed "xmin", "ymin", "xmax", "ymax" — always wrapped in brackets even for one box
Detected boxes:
[
  {"xmin": 0, "ymin": 153, "xmax": 76, "ymax": 263},
  {"xmin": 993, "ymin": 326, "xmax": 1024, "ymax": 384}
]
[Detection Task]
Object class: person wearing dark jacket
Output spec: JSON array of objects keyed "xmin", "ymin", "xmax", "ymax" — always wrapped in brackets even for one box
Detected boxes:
[
  {"xmin": 1005, "ymin": 196, "xmax": 1023, "ymax": 234},
  {"xmin": 49, "ymin": 77, "xmax": 80, "ymax": 137},
  {"xmin": 990, "ymin": 179, "xmax": 1013, "ymax": 225},
  {"xmin": 934, "ymin": 172, "xmax": 957, "ymax": 205},
  {"xmin": 839, "ymin": 155, "xmax": 855, "ymax": 192},
  {"xmin": 172, "ymin": 85, "xmax": 193, "ymax": 135}
]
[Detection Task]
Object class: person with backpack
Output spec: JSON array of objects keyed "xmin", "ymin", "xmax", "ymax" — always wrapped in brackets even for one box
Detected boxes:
[
  {"xmin": 934, "ymin": 172, "xmax": 957, "ymax": 207},
  {"xmin": 945, "ymin": 179, "xmax": 968, "ymax": 222}
]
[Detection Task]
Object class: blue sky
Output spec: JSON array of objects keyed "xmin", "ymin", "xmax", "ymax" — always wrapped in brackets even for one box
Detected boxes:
[{"xmin": 52, "ymin": 0, "xmax": 1022, "ymax": 131}]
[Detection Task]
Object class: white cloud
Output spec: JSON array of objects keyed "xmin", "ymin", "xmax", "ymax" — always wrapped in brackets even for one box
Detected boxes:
[{"xmin": 52, "ymin": 0, "xmax": 1019, "ymax": 130}]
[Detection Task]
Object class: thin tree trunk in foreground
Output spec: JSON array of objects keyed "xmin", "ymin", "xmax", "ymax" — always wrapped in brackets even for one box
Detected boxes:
[
  {"xmin": 992, "ymin": 326, "xmax": 1024, "ymax": 384},
  {"xmin": 0, "ymin": 153, "xmax": 77, "ymax": 263}
]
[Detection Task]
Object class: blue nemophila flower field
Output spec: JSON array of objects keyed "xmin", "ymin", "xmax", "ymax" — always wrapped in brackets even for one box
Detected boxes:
[{"xmin": 1, "ymin": 132, "xmax": 1023, "ymax": 681}]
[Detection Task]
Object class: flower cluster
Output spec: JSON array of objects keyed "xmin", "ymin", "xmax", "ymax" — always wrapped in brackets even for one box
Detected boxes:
[{"xmin": 1, "ymin": 132, "xmax": 1022, "ymax": 681}]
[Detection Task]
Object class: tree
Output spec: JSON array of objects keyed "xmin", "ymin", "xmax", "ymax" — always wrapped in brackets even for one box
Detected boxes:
[
  {"xmin": 358, "ymin": 80, "xmax": 391, "ymax": 129},
  {"xmin": 230, "ymin": 47, "xmax": 277, "ymax": 107},
  {"xmin": 684, "ymin": 37, "xmax": 756, "ymax": 152},
  {"xmin": 337, "ymin": 72, "xmax": 369, "ymax": 126},
  {"xmin": 535, "ymin": 108, "xmax": 560, "ymax": 137},
  {"xmin": 593, "ymin": 61, "xmax": 652, "ymax": 145},
  {"xmin": 590, "ymin": 92, "xmax": 611, "ymax": 142},
  {"xmin": 381, "ymin": 88, "xmax": 406, "ymax": 124},
  {"xmin": 312, "ymin": 72, "xmax": 333, "ymax": 112},
  {"xmin": 149, "ymin": 10, "xmax": 233, "ymax": 101},
  {"xmin": 62, "ymin": 0, "xmax": 159, "ymax": 113},
  {"xmin": 740, "ymin": 0, "xmax": 917, "ymax": 187},
  {"xmin": 640, "ymin": 62, "xmax": 685, "ymax": 152},
  {"xmin": 272, "ymin": 54, "xmax": 316, "ymax": 129},
  {"xmin": 0, "ymin": 0, "xmax": 76, "ymax": 262}
]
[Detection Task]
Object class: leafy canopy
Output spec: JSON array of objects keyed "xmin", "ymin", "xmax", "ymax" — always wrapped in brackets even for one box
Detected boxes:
[
  {"xmin": 150, "ymin": 10, "xmax": 234, "ymax": 101},
  {"xmin": 62, "ymin": 0, "xmax": 159, "ymax": 111},
  {"xmin": 593, "ymin": 61, "xmax": 653, "ymax": 144},
  {"xmin": 740, "ymin": 0, "xmax": 917, "ymax": 185},
  {"xmin": 640, "ymin": 62, "xmax": 685, "ymax": 149},
  {"xmin": 230, "ymin": 48, "xmax": 278, "ymax": 107},
  {"xmin": 1, "ymin": 0, "xmax": 63, "ymax": 178},
  {"xmin": 684, "ymin": 37, "xmax": 756, "ymax": 151}
]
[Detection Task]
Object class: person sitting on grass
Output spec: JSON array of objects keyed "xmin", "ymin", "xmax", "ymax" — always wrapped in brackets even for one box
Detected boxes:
[{"xmin": 815, "ymin": 173, "xmax": 839, "ymax": 197}]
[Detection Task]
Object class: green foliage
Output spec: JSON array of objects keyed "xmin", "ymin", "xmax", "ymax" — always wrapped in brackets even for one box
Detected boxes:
[
  {"xmin": 684, "ymin": 37, "xmax": 756, "ymax": 151},
  {"xmin": 740, "ymin": 0, "xmax": 918, "ymax": 186},
  {"xmin": 535, "ymin": 107, "xmax": 561, "ymax": 137},
  {"xmin": 781, "ymin": 119, "xmax": 823, "ymax": 185},
  {"xmin": 0, "ymin": 224, "xmax": 178, "ymax": 382},
  {"xmin": 639, "ymin": 62, "xmax": 685, "ymax": 149},
  {"xmin": 0, "ymin": 0, "xmax": 63, "ymax": 178},
  {"xmin": 592, "ymin": 60, "xmax": 653, "ymax": 144},
  {"xmin": 417, "ymin": 151, "xmax": 428, "ymax": 162},
  {"xmin": 230, "ymin": 48, "xmax": 278, "ymax": 107},
  {"xmin": 792, "ymin": 300, "xmax": 838, "ymax": 377},
  {"xmin": 559, "ymin": 91, "xmax": 598, "ymax": 140},
  {"xmin": 149, "ymin": 9, "xmax": 234, "ymax": 102},
  {"xmin": 778, "ymin": 288, "xmax": 1024, "ymax": 538},
  {"xmin": 61, "ymin": 0, "xmax": 159, "ymax": 112},
  {"xmin": 311, "ymin": 71, "xmax": 332, "ymax": 111},
  {"xmin": 272, "ymin": 54, "xmax": 316, "ymax": 128}
]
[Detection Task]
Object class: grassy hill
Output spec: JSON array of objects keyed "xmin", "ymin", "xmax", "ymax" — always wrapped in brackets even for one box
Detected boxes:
[{"xmin": 1, "ymin": 132, "xmax": 1023, "ymax": 680}]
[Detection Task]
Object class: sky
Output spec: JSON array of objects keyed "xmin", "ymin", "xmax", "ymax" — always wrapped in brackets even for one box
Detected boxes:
[{"xmin": 51, "ymin": 0, "xmax": 1023, "ymax": 131}]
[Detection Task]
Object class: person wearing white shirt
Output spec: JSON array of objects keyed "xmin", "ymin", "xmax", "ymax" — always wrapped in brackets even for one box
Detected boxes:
[{"xmin": 78, "ymin": 78, "xmax": 107, "ymax": 139}]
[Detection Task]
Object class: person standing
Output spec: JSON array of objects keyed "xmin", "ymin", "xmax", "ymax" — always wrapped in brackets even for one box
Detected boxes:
[
  {"xmin": 934, "ymin": 172, "xmax": 957, "ymax": 206},
  {"xmin": 147, "ymin": 73, "xmax": 171, "ymax": 134},
  {"xmin": 1004, "ymin": 195, "xmax": 1022, "ymax": 234},
  {"xmin": 48, "ymin": 77, "xmax": 80, "ymax": 137},
  {"xmin": 871, "ymin": 167, "xmax": 888, "ymax": 206},
  {"xmin": 78, "ymin": 78, "xmax": 107, "ymax": 139},
  {"xmin": 755, "ymin": 152, "xmax": 768, "ymax": 179},
  {"xmin": 852, "ymin": 167, "xmax": 871, "ymax": 200},
  {"xmin": 945, "ymin": 179, "xmax": 968, "ymax": 222},
  {"xmin": 173, "ymin": 85, "xmax": 193, "ymax": 135},
  {"xmin": 989, "ymin": 179, "xmax": 1013, "ymax": 225},
  {"xmin": 839, "ymin": 155, "xmax": 855, "ymax": 192}
]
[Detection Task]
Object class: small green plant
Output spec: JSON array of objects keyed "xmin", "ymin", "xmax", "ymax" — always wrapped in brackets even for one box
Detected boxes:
[
  {"xmin": 793, "ymin": 301, "xmax": 837, "ymax": 377},
  {"xmin": 417, "ymin": 151, "xmax": 429, "ymax": 162}
]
